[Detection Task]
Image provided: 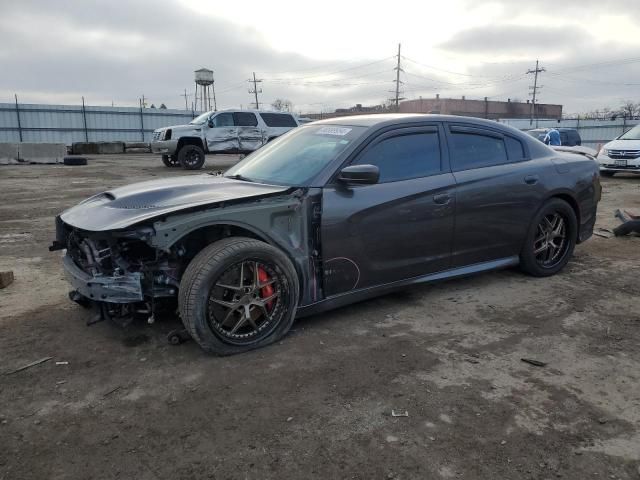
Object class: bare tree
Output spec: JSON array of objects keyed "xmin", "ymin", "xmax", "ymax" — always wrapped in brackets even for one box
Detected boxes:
[
  {"xmin": 271, "ymin": 98, "xmax": 293, "ymax": 112},
  {"xmin": 620, "ymin": 100, "xmax": 640, "ymax": 118}
]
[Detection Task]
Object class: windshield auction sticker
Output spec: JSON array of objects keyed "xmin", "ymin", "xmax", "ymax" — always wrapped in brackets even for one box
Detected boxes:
[{"xmin": 316, "ymin": 126, "xmax": 352, "ymax": 136}]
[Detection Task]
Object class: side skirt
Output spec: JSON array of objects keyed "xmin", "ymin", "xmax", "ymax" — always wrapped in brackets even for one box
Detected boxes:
[{"xmin": 295, "ymin": 256, "xmax": 520, "ymax": 318}]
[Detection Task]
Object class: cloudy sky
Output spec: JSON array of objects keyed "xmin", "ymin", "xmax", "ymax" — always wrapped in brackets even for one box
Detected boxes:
[{"xmin": 1, "ymin": 0, "xmax": 639, "ymax": 115}]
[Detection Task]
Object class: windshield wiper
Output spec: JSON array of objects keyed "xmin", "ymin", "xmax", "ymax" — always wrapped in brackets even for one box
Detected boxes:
[{"xmin": 226, "ymin": 173, "xmax": 255, "ymax": 183}]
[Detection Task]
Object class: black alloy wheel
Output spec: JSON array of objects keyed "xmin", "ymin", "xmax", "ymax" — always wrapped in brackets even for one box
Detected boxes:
[
  {"xmin": 520, "ymin": 198, "xmax": 577, "ymax": 277},
  {"xmin": 178, "ymin": 237, "xmax": 299, "ymax": 355},
  {"xmin": 207, "ymin": 259, "xmax": 285, "ymax": 345},
  {"xmin": 162, "ymin": 155, "xmax": 180, "ymax": 168},
  {"xmin": 533, "ymin": 212, "xmax": 569, "ymax": 268},
  {"xmin": 178, "ymin": 144, "xmax": 206, "ymax": 170}
]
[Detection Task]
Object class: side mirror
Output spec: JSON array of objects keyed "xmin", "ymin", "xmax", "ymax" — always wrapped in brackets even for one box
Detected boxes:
[
  {"xmin": 207, "ymin": 119, "xmax": 214, "ymax": 128},
  {"xmin": 337, "ymin": 164, "xmax": 379, "ymax": 185}
]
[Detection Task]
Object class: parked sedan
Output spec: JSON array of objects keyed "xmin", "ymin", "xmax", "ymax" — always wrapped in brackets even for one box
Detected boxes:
[{"xmin": 51, "ymin": 114, "xmax": 601, "ymax": 355}]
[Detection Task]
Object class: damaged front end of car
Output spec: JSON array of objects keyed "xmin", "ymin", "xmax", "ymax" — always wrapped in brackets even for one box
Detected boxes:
[
  {"xmin": 50, "ymin": 218, "xmax": 181, "ymax": 325},
  {"xmin": 49, "ymin": 175, "xmax": 324, "ymax": 329}
]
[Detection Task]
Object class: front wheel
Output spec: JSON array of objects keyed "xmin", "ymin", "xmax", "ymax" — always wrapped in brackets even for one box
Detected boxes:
[
  {"xmin": 519, "ymin": 198, "xmax": 577, "ymax": 277},
  {"xmin": 178, "ymin": 237, "xmax": 299, "ymax": 355},
  {"xmin": 178, "ymin": 144, "xmax": 206, "ymax": 170},
  {"xmin": 161, "ymin": 154, "xmax": 180, "ymax": 168}
]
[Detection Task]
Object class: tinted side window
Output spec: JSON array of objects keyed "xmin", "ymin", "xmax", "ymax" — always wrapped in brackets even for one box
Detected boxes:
[
  {"xmin": 560, "ymin": 132, "xmax": 568, "ymax": 144},
  {"xmin": 450, "ymin": 131, "xmax": 508, "ymax": 171},
  {"xmin": 212, "ymin": 113, "xmax": 234, "ymax": 127},
  {"xmin": 234, "ymin": 112, "xmax": 258, "ymax": 127},
  {"xmin": 355, "ymin": 132, "xmax": 441, "ymax": 183},
  {"xmin": 505, "ymin": 136, "xmax": 525, "ymax": 161},
  {"xmin": 260, "ymin": 113, "xmax": 298, "ymax": 127}
]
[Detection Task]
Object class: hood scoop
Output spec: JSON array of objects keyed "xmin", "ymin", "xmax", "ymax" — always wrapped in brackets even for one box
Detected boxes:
[{"xmin": 60, "ymin": 175, "xmax": 290, "ymax": 231}]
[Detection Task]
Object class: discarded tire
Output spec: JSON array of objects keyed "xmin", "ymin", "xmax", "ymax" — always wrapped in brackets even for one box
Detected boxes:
[
  {"xmin": 613, "ymin": 219, "xmax": 640, "ymax": 237},
  {"xmin": 63, "ymin": 156, "xmax": 88, "ymax": 166}
]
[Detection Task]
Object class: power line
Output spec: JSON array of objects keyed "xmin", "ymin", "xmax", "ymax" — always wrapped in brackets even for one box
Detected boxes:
[
  {"xmin": 248, "ymin": 72, "xmax": 263, "ymax": 109},
  {"xmin": 263, "ymin": 56, "xmax": 395, "ymax": 82}
]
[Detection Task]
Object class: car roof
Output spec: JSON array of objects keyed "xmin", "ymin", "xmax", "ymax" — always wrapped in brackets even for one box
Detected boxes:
[
  {"xmin": 214, "ymin": 109, "xmax": 294, "ymax": 115},
  {"xmin": 311, "ymin": 113, "xmax": 532, "ymax": 138},
  {"xmin": 313, "ymin": 113, "xmax": 510, "ymax": 129}
]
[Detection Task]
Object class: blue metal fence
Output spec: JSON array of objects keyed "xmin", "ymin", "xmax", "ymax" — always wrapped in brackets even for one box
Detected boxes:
[
  {"xmin": 0, "ymin": 101, "xmax": 200, "ymax": 145},
  {"xmin": 499, "ymin": 117, "xmax": 640, "ymax": 147}
]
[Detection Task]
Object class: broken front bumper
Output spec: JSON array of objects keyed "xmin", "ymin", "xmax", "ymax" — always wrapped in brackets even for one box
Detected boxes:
[{"xmin": 63, "ymin": 255, "xmax": 143, "ymax": 303}]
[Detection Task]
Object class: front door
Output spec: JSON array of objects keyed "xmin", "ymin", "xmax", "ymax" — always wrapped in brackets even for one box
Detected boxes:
[
  {"xmin": 205, "ymin": 112, "xmax": 238, "ymax": 152},
  {"xmin": 321, "ymin": 126, "xmax": 456, "ymax": 297}
]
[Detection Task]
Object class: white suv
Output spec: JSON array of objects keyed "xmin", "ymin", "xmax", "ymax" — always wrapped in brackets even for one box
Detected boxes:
[
  {"xmin": 597, "ymin": 124, "xmax": 640, "ymax": 177},
  {"xmin": 152, "ymin": 110, "xmax": 300, "ymax": 170}
]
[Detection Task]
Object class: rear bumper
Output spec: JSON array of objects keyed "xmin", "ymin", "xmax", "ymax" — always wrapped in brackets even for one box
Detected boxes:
[{"xmin": 63, "ymin": 255, "xmax": 143, "ymax": 303}]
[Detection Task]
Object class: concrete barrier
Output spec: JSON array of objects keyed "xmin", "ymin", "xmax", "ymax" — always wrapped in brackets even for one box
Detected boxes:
[
  {"xmin": 72, "ymin": 142, "xmax": 98, "ymax": 154},
  {"xmin": 72, "ymin": 142, "xmax": 125, "ymax": 154},
  {"xmin": 0, "ymin": 143, "xmax": 66, "ymax": 164},
  {"xmin": 0, "ymin": 143, "xmax": 19, "ymax": 164},
  {"xmin": 98, "ymin": 142, "xmax": 125, "ymax": 154},
  {"xmin": 19, "ymin": 143, "xmax": 66, "ymax": 163}
]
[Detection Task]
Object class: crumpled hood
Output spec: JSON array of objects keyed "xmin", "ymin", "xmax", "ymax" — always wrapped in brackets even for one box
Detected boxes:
[{"xmin": 60, "ymin": 175, "xmax": 290, "ymax": 231}]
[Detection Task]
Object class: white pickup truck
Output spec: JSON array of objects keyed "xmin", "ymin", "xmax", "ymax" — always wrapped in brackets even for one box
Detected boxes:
[{"xmin": 151, "ymin": 109, "xmax": 300, "ymax": 169}]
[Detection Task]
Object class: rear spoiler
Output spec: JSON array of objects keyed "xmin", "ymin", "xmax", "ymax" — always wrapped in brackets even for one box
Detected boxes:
[{"xmin": 551, "ymin": 145, "xmax": 598, "ymax": 159}]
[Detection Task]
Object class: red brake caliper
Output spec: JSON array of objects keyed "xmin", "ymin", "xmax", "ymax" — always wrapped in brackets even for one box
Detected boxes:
[{"xmin": 257, "ymin": 266, "xmax": 274, "ymax": 311}]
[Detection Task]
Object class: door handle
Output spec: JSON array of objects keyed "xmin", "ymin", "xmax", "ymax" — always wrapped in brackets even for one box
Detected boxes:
[
  {"xmin": 433, "ymin": 193, "xmax": 451, "ymax": 205},
  {"xmin": 524, "ymin": 175, "xmax": 539, "ymax": 185}
]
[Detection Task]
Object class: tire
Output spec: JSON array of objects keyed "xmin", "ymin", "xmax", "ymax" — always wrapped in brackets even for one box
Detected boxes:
[
  {"xmin": 161, "ymin": 154, "xmax": 180, "ymax": 168},
  {"xmin": 177, "ymin": 144, "xmax": 206, "ymax": 170},
  {"xmin": 519, "ymin": 198, "xmax": 577, "ymax": 277},
  {"xmin": 63, "ymin": 156, "xmax": 87, "ymax": 166},
  {"xmin": 178, "ymin": 237, "xmax": 299, "ymax": 355},
  {"xmin": 613, "ymin": 219, "xmax": 640, "ymax": 237},
  {"xmin": 600, "ymin": 171, "xmax": 615, "ymax": 177}
]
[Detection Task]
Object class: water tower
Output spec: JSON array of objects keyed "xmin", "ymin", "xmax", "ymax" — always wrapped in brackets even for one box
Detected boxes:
[{"xmin": 194, "ymin": 68, "xmax": 216, "ymax": 112}]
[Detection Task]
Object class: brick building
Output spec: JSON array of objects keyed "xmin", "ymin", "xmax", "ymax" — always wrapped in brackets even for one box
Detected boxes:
[{"xmin": 399, "ymin": 95, "xmax": 562, "ymax": 120}]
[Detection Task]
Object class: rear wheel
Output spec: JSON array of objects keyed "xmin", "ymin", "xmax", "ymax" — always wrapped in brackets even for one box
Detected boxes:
[
  {"xmin": 178, "ymin": 237, "xmax": 299, "ymax": 355},
  {"xmin": 520, "ymin": 198, "xmax": 577, "ymax": 277},
  {"xmin": 178, "ymin": 144, "xmax": 206, "ymax": 170},
  {"xmin": 161, "ymin": 154, "xmax": 180, "ymax": 168}
]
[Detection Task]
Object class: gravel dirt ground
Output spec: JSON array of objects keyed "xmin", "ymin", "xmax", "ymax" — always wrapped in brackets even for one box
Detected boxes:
[{"xmin": 0, "ymin": 154, "xmax": 639, "ymax": 480}]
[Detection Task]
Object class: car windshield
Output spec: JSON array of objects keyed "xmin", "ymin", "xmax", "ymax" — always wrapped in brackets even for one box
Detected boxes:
[
  {"xmin": 224, "ymin": 124, "xmax": 367, "ymax": 186},
  {"xmin": 189, "ymin": 111, "xmax": 213, "ymax": 125},
  {"xmin": 619, "ymin": 125, "xmax": 640, "ymax": 140}
]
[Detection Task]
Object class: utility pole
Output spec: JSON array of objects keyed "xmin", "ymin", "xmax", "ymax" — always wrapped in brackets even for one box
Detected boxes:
[
  {"xmin": 212, "ymin": 78, "xmax": 217, "ymax": 112},
  {"xmin": 180, "ymin": 89, "xmax": 190, "ymax": 111},
  {"xmin": 389, "ymin": 43, "xmax": 404, "ymax": 112},
  {"xmin": 526, "ymin": 60, "xmax": 545, "ymax": 126},
  {"xmin": 248, "ymin": 72, "xmax": 262, "ymax": 109}
]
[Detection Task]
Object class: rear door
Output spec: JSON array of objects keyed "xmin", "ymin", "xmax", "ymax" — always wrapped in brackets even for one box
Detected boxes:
[
  {"xmin": 233, "ymin": 112, "xmax": 264, "ymax": 151},
  {"xmin": 446, "ymin": 124, "xmax": 543, "ymax": 267},
  {"xmin": 321, "ymin": 125, "xmax": 456, "ymax": 296},
  {"xmin": 259, "ymin": 112, "xmax": 299, "ymax": 139},
  {"xmin": 205, "ymin": 112, "xmax": 238, "ymax": 152}
]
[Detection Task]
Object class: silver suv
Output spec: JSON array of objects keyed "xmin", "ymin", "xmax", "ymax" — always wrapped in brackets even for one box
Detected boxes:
[{"xmin": 151, "ymin": 109, "xmax": 300, "ymax": 169}]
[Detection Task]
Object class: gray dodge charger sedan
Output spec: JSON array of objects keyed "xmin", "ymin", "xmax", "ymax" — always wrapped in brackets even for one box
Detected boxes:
[{"xmin": 51, "ymin": 114, "xmax": 601, "ymax": 355}]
